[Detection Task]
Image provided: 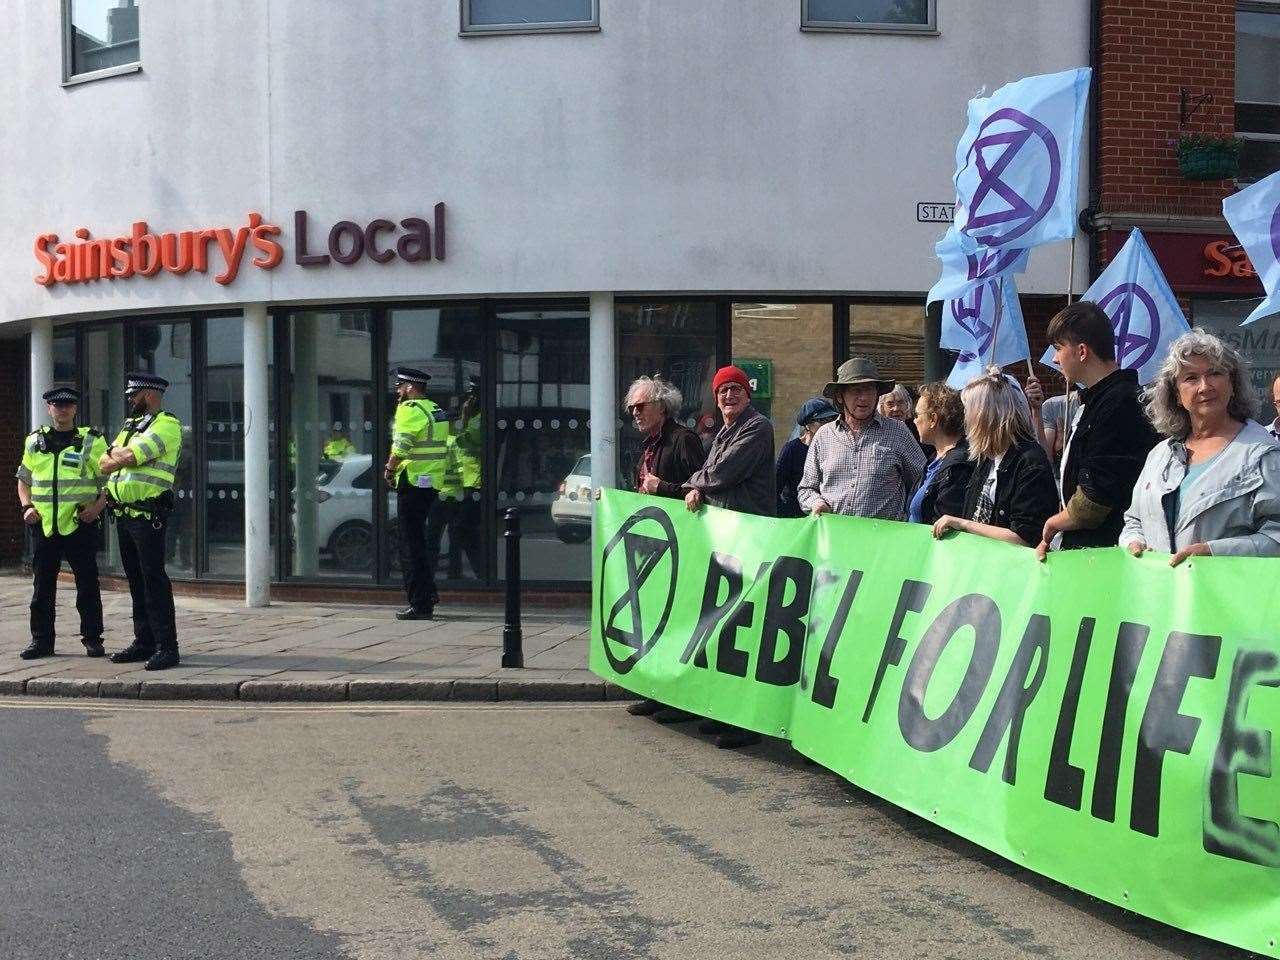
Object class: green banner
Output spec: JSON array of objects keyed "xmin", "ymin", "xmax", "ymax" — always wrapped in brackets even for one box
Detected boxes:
[{"xmin": 591, "ymin": 489, "xmax": 1280, "ymax": 956}]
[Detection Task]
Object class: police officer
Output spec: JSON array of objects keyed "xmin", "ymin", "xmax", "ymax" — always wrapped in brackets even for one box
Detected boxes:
[
  {"xmin": 385, "ymin": 367, "xmax": 450, "ymax": 620},
  {"xmin": 98, "ymin": 373, "xmax": 184, "ymax": 671},
  {"xmin": 15, "ymin": 386, "xmax": 109, "ymax": 659}
]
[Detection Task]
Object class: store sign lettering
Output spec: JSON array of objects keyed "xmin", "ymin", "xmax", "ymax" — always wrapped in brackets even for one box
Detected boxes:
[
  {"xmin": 33, "ymin": 203, "xmax": 447, "ymax": 287},
  {"xmin": 1203, "ymin": 240, "xmax": 1257, "ymax": 279}
]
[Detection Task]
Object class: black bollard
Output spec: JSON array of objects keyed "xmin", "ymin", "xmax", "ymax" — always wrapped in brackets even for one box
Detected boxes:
[{"xmin": 502, "ymin": 507, "xmax": 524, "ymax": 667}]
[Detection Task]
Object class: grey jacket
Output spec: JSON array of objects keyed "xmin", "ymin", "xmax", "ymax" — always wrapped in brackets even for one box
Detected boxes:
[
  {"xmin": 1119, "ymin": 420, "xmax": 1280, "ymax": 557},
  {"xmin": 683, "ymin": 405, "xmax": 776, "ymax": 516}
]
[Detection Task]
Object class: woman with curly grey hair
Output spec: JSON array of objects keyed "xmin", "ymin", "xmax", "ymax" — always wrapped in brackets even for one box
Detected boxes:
[{"xmin": 1120, "ymin": 330, "xmax": 1280, "ymax": 565}]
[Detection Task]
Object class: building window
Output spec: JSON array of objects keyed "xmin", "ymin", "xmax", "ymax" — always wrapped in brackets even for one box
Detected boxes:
[
  {"xmin": 1238, "ymin": 3, "xmax": 1280, "ymax": 181},
  {"xmin": 63, "ymin": 0, "xmax": 141, "ymax": 85},
  {"xmin": 802, "ymin": 0, "xmax": 937, "ymax": 34},
  {"xmin": 461, "ymin": 0, "xmax": 599, "ymax": 35}
]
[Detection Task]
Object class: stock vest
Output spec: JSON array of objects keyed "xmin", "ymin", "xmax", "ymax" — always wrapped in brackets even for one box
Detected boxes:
[
  {"xmin": 16, "ymin": 426, "xmax": 108, "ymax": 537},
  {"xmin": 390, "ymin": 398, "xmax": 450, "ymax": 489},
  {"xmin": 455, "ymin": 413, "xmax": 482, "ymax": 490},
  {"xmin": 439, "ymin": 436, "xmax": 464, "ymax": 502},
  {"xmin": 323, "ymin": 436, "xmax": 356, "ymax": 460},
  {"xmin": 106, "ymin": 411, "xmax": 184, "ymax": 515}
]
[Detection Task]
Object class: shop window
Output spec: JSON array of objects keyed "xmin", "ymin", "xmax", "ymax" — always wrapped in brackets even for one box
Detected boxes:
[
  {"xmin": 733, "ymin": 303, "xmax": 834, "ymax": 454},
  {"xmin": 53, "ymin": 332, "xmax": 77, "ymax": 386},
  {"xmin": 1237, "ymin": 3, "xmax": 1280, "ymax": 182},
  {"xmin": 1192, "ymin": 298, "xmax": 1280, "ymax": 422},
  {"xmin": 802, "ymin": 0, "xmax": 937, "ymax": 34},
  {"xmin": 461, "ymin": 0, "xmax": 598, "ymax": 35},
  {"xmin": 617, "ymin": 302, "xmax": 718, "ymax": 489},
  {"xmin": 494, "ymin": 308, "xmax": 590, "ymax": 582},
  {"xmin": 849, "ymin": 303, "xmax": 926, "ymax": 391},
  {"xmin": 63, "ymin": 0, "xmax": 141, "ymax": 84}
]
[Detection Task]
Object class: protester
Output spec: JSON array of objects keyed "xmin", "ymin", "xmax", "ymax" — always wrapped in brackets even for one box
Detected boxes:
[
  {"xmin": 776, "ymin": 398, "xmax": 838, "ymax": 518},
  {"xmin": 908, "ymin": 383, "xmax": 972, "ymax": 524},
  {"xmin": 878, "ymin": 385, "xmax": 913, "ymax": 422},
  {"xmin": 16, "ymin": 387, "xmax": 108, "ymax": 660},
  {"xmin": 683, "ymin": 366, "xmax": 775, "ymax": 518},
  {"xmin": 1033, "ymin": 391, "xmax": 1070, "ymax": 462},
  {"xmin": 1035, "ymin": 302, "xmax": 1159, "ymax": 559},
  {"xmin": 1120, "ymin": 331, "xmax": 1280, "ymax": 564},
  {"xmin": 933, "ymin": 369, "xmax": 1058, "ymax": 547},
  {"xmin": 628, "ymin": 375, "xmax": 706, "ymax": 500},
  {"xmin": 798, "ymin": 358, "xmax": 926, "ymax": 520},
  {"xmin": 683, "ymin": 365, "xmax": 774, "ymax": 749},
  {"xmin": 625, "ymin": 375, "xmax": 707, "ymax": 721}
]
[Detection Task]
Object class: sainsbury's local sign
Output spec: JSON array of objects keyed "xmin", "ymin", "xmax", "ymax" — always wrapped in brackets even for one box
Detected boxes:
[{"xmin": 33, "ymin": 204, "xmax": 446, "ymax": 287}]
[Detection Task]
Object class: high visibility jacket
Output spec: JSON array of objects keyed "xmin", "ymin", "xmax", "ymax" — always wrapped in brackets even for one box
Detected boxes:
[
  {"xmin": 439, "ymin": 436, "xmax": 463, "ymax": 502},
  {"xmin": 455, "ymin": 413, "xmax": 482, "ymax": 490},
  {"xmin": 390, "ymin": 398, "xmax": 450, "ymax": 489},
  {"xmin": 323, "ymin": 436, "xmax": 356, "ymax": 460},
  {"xmin": 106, "ymin": 411, "xmax": 184, "ymax": 515},
  {"xmin": 16, "ymin": 426, "xmax": 108, "ymax": 536}
]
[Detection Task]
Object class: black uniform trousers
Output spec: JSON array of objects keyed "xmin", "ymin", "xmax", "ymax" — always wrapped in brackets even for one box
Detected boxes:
[
  {"xmin": 396, "ymin": 476, "xmax": 439, "ymax": 612},
  {"xmin": 117, "ymin": 515, "xmax": 178, "ymax": 653},
  {"xmin": 30, "ymin": 522, "xmax": 103, "ymax": 647}
]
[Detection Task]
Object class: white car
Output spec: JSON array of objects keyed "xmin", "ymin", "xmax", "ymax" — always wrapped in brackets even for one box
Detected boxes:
[
  {"xmin": 292, "ymin": 455, "xmax": 399, "ymax": 571},
  {"xmin": 550, "ymin": 454, "xmax": 592, "ymax": 543}
]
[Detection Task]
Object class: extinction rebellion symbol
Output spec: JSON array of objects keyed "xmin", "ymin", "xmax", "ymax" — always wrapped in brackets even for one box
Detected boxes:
[
  {"xmin": 1271, "ymin": 201, "xmax": 1280, "ymax": 262},
  {"xmin": 598, "ymin": 507, "xmax": 680, "ymax": 675},
  {"xmin": 1099, "ymin": 282, "xmax": 1161, "ymax": 371},
  {"xmin": 961, "ymin": 107, "xmax": 1062, "ymax": 248},
  {"xmin": 951, "ymin": 281, "xmax": 997, "ymax": 363}
]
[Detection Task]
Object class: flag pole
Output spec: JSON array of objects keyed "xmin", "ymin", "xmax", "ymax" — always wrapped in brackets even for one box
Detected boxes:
[{"xmin": 987, "ymin": 276, "xmax": 1005, "ymax": 369}]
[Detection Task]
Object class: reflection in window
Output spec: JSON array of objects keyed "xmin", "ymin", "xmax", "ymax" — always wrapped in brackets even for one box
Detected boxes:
[
  {"xmin": 803, "ymin": 0, "xmax": 935, "ymax": 31},
  {"xmin": 84, "ymin": 327, "xmax": 126, "ymax": 572},
  {"xmin": 53, "ymin": 333, "xmax": 77, "ymax": 387},
  {"xmin": 850, "ymin": 302, "xmax": 926, "ymax": 389},
  {"xmin": 132, "ymin": 320, "xmax": 195, "ymax": 578},
  {"xmin": 67, "ymin": 0, "xmax": 140, "ymax": 78},
  {"xmin": 1193, "ymin": 298, "xmax": 1280, "ymax": 421},
  {"xmin": 1237, "ymin": 7, "xmax": 1280, "ymax": 182},
  {"xmin": 462, "ymin": 0, "xmax": 597, "ymax": 33},
  {"xmin": 617, "ymin": 302, "xmax": 717, "ymax": 490},
  {"xmin": 287, "ymin": 310, "xmax": 375, "ymax": 579}
]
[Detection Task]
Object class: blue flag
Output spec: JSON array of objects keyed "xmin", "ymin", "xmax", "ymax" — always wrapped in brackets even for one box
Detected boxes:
[
  {"xmin": 1039, "ymin": 228, "xmax": 1190, "ymax": 385},
  {"xmin": 951, "ymin": 68, "xmax": 1091, "ymax": 255},
  {"xmin": 927, "ymin": 228, "xmax": 1029, "ymax": 305},
  {"xmin": 1222, "ymin": 169, "xmax": 1280, "ymax": 325},
  {"xmin": 944, "ymin": 275, "xmax": 1029, "ymax": 389}
]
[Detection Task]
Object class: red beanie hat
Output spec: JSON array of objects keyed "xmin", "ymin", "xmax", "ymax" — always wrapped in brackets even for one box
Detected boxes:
[{"xmin": 712, "ymin": 365, "xmax": 752, "ymax": 396}]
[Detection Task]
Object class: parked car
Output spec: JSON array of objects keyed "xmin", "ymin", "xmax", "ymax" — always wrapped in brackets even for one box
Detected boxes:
[
  {"xmin": 551, "ymin": 454, "xmax": 592, "ymax": 543},
  {"xmin": 291, "ymin": 455, "xmax": 400, "ymax": 571}
]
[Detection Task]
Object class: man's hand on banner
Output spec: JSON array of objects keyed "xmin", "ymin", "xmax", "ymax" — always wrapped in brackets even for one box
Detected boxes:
[
  {"xmin": 684, "ymin": 488, "xmax": 703, "ymax": 512},
  {"xmin": 932, "ymin": 515, "xmax": 967, "ymax": 539},
  {"xmin": 639, "ymin": 474, "xmax": 661, "ymax": 495},
  {"xmin": 1126, "ymin": 540, "xmax": 1148, "ymax": 557},
  {"xmin": 1170, "ymin": 542, "xmax": 1212, "ymax": 567},
  {"xmin": 1036, "ymin": 507, "xmax": 1078, "ymax": 561},
  {"xmin": 811, "ymin": 499, "xmax": 830, "ymax": 516}
]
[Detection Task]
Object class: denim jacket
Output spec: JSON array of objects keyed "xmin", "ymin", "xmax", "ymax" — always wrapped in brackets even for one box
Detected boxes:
[{"xmin": 1119, "ymin": 420, "xmax": 1280, "ymax": 557}]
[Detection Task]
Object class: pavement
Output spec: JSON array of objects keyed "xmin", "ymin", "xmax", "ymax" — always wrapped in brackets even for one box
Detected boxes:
[
  {"xmin": 0, "ymin": 697, "xmax": 1249, "ymax": 960},
  {"xmin": 0, "ymin": 574, "xmax": 609, "ymax": 703}
]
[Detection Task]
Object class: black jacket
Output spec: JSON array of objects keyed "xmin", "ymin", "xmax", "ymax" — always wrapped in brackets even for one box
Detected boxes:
[
  {"xmin": 638, "ymin": 417, "xmax": 707, "ymax": 499},
  {"xmin": 919, "ymin": 439, "xmax": 974, "ymax": 523},
  {"xmin": 1059, "ymin": 369, "xmax": 1159, "ymax": 549},
  {"xmin": 962, "ymin": 437, "xmax": 1059, "ymax": 547}
]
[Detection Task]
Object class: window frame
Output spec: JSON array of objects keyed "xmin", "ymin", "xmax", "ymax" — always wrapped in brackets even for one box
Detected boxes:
[
  {"xmin": 1235, "ymin": 1, "xmax": 1280, "ymax": 181},
  {"xmin": 459, "ymin": 0, "xmax": 600, "ymax": 37},
  {"xmin": 61, "ymin": 0, "xmax": 142, "ymax": 87},
  {"xmin": 800, "ymin": 0, "xmax": 938, "ymax": 35}
]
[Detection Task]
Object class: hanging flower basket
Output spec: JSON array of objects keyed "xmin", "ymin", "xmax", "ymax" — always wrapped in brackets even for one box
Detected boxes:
[{"xmin": 1175, "ymin": 134, "xmax": 1241, "ymax": 181}]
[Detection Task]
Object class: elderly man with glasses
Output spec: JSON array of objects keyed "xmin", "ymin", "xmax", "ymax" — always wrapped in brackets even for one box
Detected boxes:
[{"xmin": 627, "ymin": 375, "xmax": 706, "ymax": 500}]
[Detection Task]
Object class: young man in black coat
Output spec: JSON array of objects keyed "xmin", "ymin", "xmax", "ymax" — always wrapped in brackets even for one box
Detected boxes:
[{"xmin": 1034, "ymin": 301, "xmax": 1159, "ymax": 559}]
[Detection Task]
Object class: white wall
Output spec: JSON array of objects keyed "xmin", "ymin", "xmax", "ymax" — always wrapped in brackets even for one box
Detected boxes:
[{"xmin": 0, "ymin": 1, "xmax": 1090, "ymax": 326}]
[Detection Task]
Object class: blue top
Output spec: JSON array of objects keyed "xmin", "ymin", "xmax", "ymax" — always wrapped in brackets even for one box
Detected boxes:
[
  {"xmin": 1163, "ymin": 449, "xmax": 1225, "ymax": 538},
  {"xmin": 908, "ymin": 456, "xmax": 945, "ymax": 524},
  {"xmin": 776, "ymin": 436, "xmax": 811, "ymax": 518}
]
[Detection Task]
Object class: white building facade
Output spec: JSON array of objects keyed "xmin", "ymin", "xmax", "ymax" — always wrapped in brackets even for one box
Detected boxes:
[{"xmin": 0, "ymin": 1, "xmax": 1090, "ymax": 599}]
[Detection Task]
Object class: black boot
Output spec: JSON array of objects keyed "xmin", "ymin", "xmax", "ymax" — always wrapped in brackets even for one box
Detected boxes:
[
  {"xmin": 19, "ymin": 640, "xmax": 54, "ymax": 661},
  {"xmin": 82, "ymin": 638, "xmax": 106, "ymax": 658},
  {"xmin": 145, "ymin": 649, "xmax": 180, "ymax": 671},
  {"xmin": 626, "ymin": 698, "xmax": 663, "ymax": 716},
  {"xmin": 395, "ymin": 606, "xmax": 434, "ymax": 621},
  {"xmin": 715, "ymin": 728, "xmax": 762, "ymax": 750},
  {"xmin": 110, "ymin": 643, "xmax": 156, "ymax": 664}
]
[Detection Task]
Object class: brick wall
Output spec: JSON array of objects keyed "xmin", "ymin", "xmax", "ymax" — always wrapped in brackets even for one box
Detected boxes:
[
  {"xmin": 0, "ymin": 339, "xmax": 26, "ymax": 567},
  {"xmin": 1098, "ymin": 0, "xmax": 1237, "ymax": 217}
]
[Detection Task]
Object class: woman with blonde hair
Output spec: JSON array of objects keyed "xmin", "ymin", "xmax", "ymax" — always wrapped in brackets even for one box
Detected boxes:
[
  {"xmin": 933, "ymin": 369, "xmax": 1058, "ymax": 546},
  {"xmin": 1121, "ymin": 330, "xmax": 1280, "ymax": 565}
]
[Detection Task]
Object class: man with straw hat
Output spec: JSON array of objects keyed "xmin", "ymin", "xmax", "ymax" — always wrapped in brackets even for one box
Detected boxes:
[{"xmin": 799, "ymin": 357, "xmax": 926, "ymax": 520}]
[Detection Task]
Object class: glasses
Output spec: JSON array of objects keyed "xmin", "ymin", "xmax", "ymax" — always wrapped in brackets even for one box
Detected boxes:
[
  {"xmin": 716, "ymin": 384, "xmax": 746, "ymax": 397},
  {"xmin": 627, "ymin": 400, "xmax": 656, "ymax": 414}
]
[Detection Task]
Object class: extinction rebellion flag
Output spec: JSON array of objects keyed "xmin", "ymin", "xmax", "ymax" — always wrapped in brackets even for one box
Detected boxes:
[{"xmin": 592, "ymin": 490, "xmax": 1280, "ymax": 957}]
